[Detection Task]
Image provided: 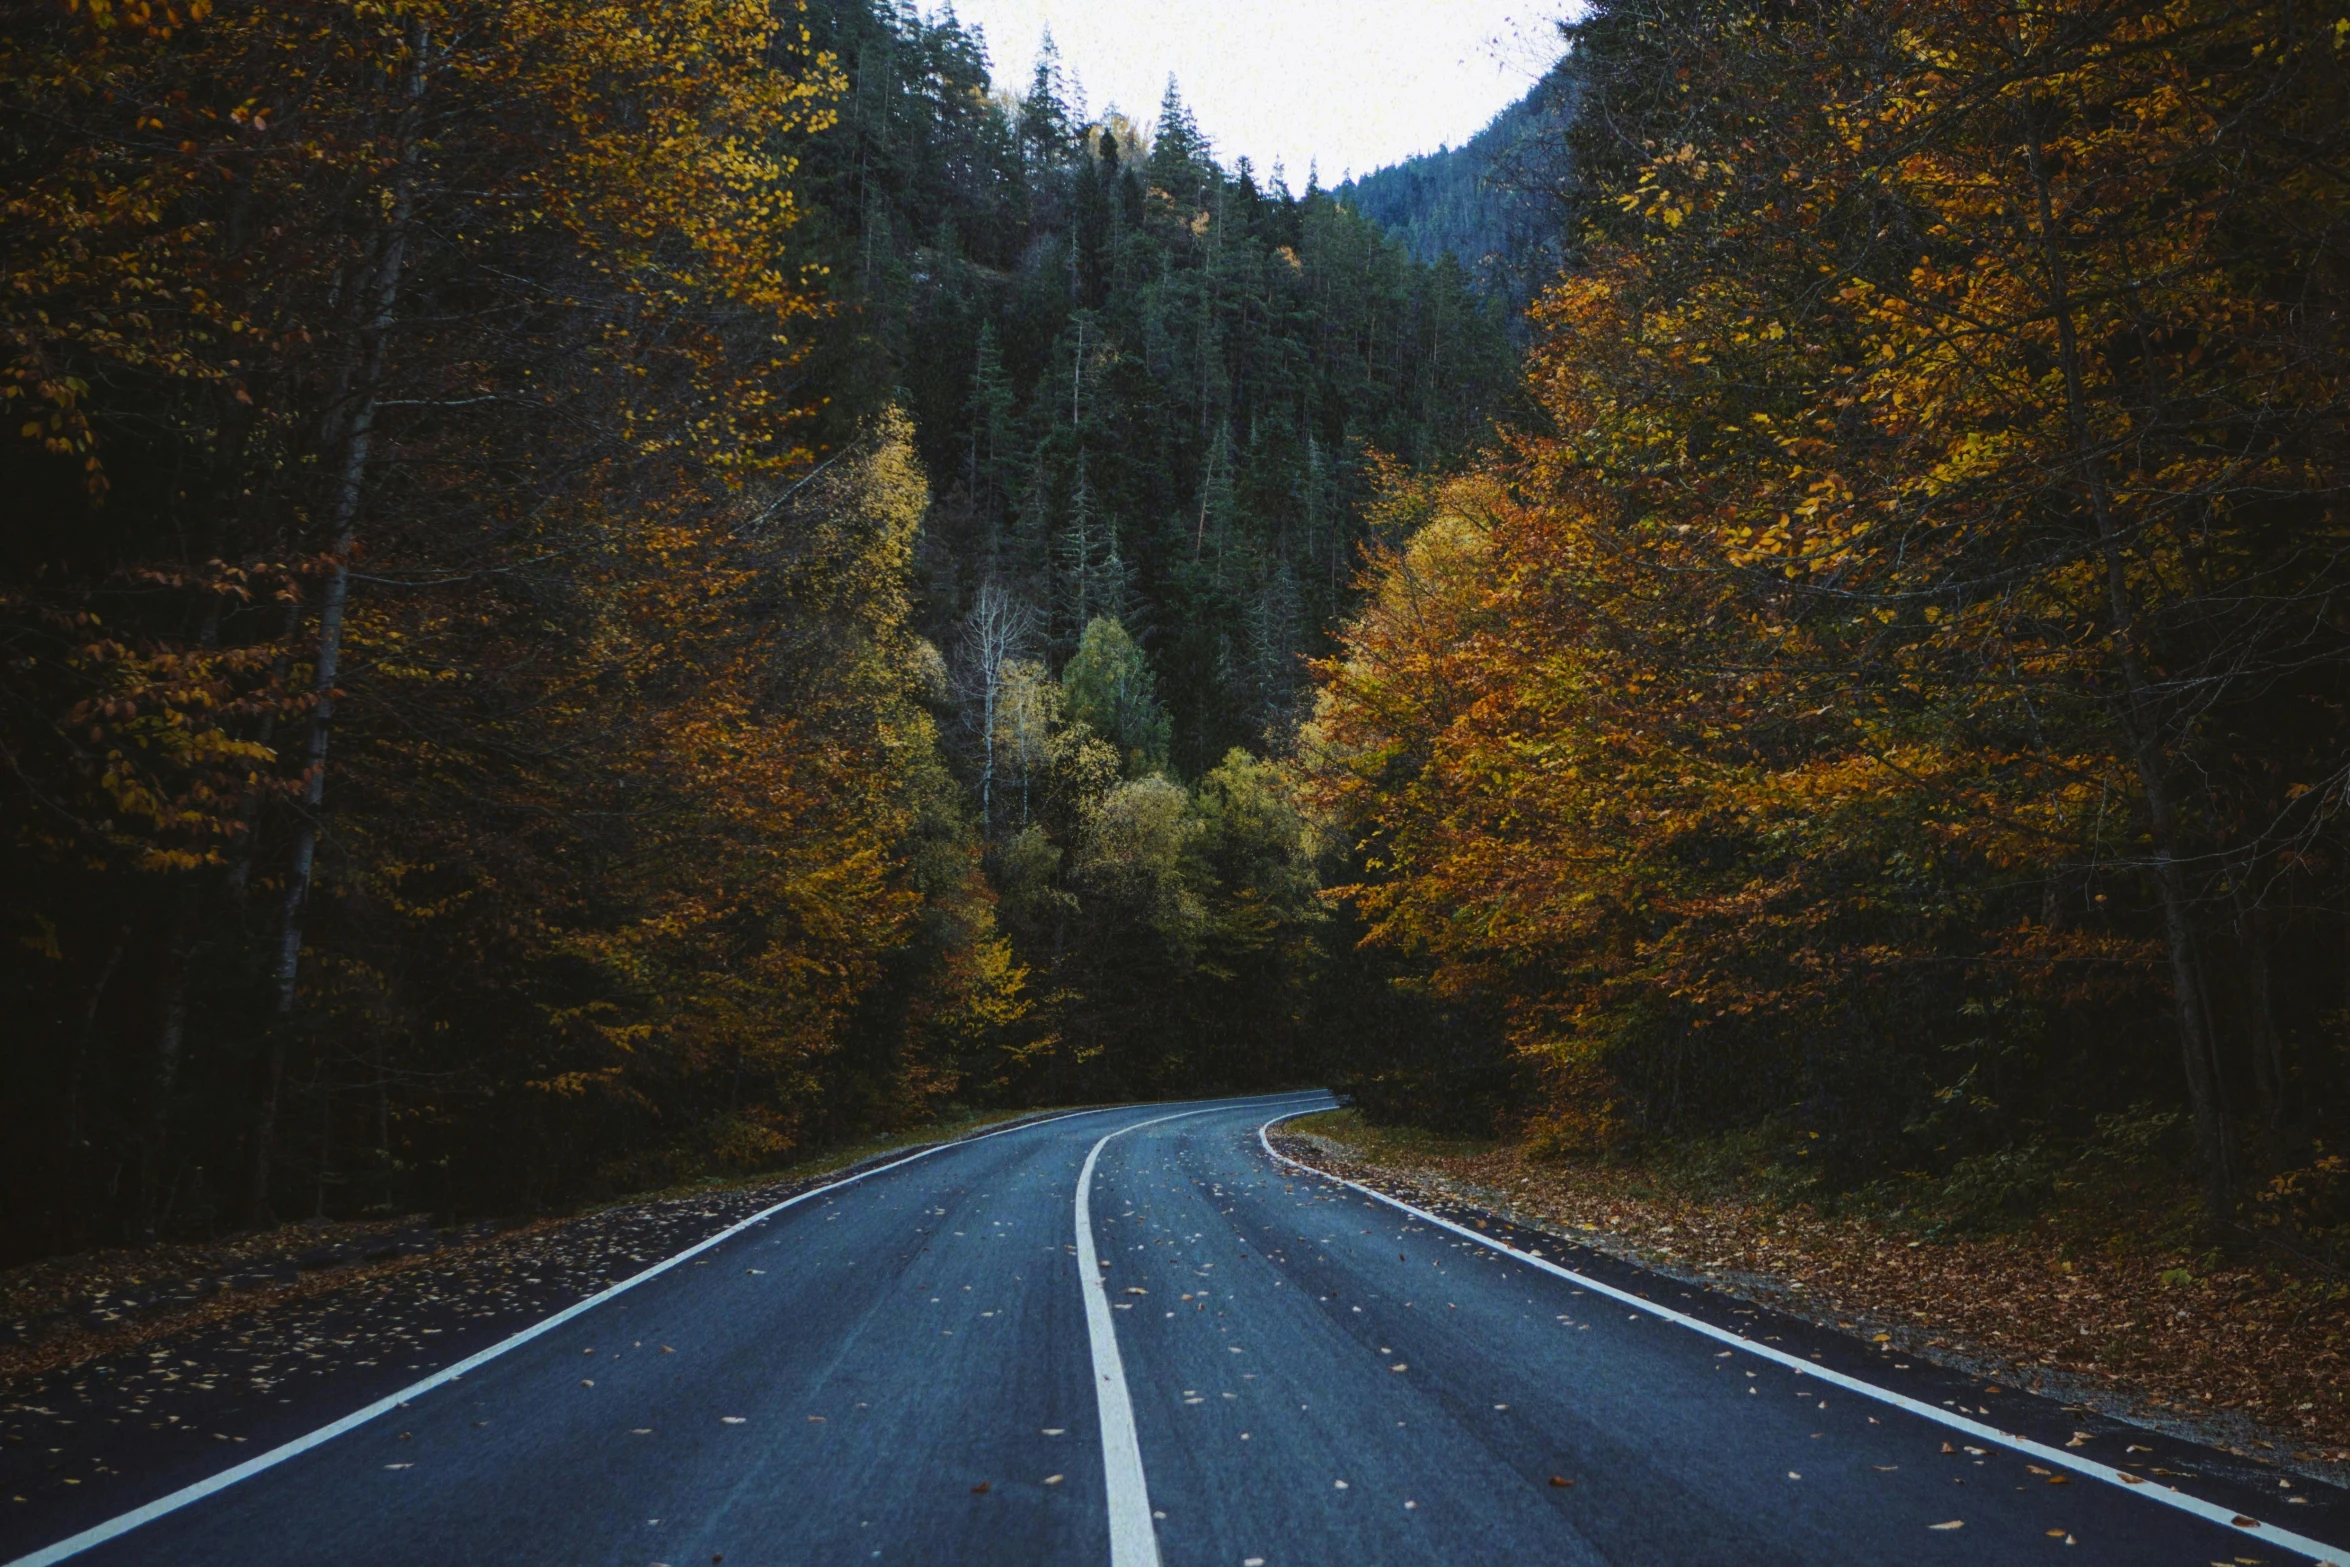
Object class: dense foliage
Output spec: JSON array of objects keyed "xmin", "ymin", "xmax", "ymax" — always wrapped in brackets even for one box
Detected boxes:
[
  {"xmin": 17, "ymin": 0, "xmax": 2332, "ymax": 1274},
  {"xmin": 0, "ymin": 0, "xmax": 1508, "ymax": 1260},
  {"xmin": 1306, "ymin": 0, "xmax": 2350, "ymax": 1246},
  {"xmin": 776, "ymin": 6, "xmax": 1516, "ymax": 1095}
]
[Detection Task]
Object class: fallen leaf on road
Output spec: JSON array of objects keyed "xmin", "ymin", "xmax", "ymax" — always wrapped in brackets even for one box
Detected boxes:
[
  {"xmin": 1124, "ymin": 1287, "xmax": 1148, "ymax": 1296},
  {"xmin": 1930, "ymin": 1521, "xmax": 1964, "ymax": 1531},
  {"xmin": 971, "ymin": 1482, "xmax": 990, "ymax": 1494},
  {"xmin": 807, "ymin": 1415, "xmax": 825, "ymax": 1423},
  {"xmin": 1390, "ymin": 1364, "xmax": 1408, "ymax": 1372},
  {"xmin": 1044, "ymin": 1475, "xmax": 1063, "ymax": 1485},
  {"xmin": 383, "ymin": 1463, "xmax": 412, "ymax": 1470},
  {"xmin": 580, "ymin": 1379, "xmax": 594, "ymax": 1387},
  {"xmin": 1334, "ymin": 1479, "xmax": 1349, "ymax": 1489},
  {"xmin": 1549, "ymin": 1476, "xmax": 1573, "ymax": 1488},
  {"xmin": 1042, "ymin": 1428, "xmax": 1065, "ymax": 1435},
  {"xmin": 721, "ymin": 1416, "xmax": 745, "ymax": 1424}
]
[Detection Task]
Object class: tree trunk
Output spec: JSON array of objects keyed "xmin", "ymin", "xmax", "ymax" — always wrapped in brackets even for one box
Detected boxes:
[
  {"xmin": 64, "ymin": 935, "xmax": 126, "ymax": 1252},
  {"xmin": 374, "ymin": 1032, "xmax": 393, "ymax": 1212},
  {"xmin": 2014, "ymin": 78, "xmax": 2233, "ymax": 1235},
  {"xmin": 250, "ymin": 22, "xmax": 431, "ymax": 1227},
  {"xmin": 140, "ymin": 880, "xmax": 201, "ymax": 1238},
  {"xmin": 980, "ymin": 659, "xmax": 997, "ymax": 837},
  {"xmin": 2231, "ymin": 872, "xmax": 2290, "ymax": 1170},
  {"xmin": 314, "ymin": 1058, "xmax": 334, "ymax": 1220},
  {"xmin": 223, "ymin": 600, "xmax": 303, "ymax": 903}
]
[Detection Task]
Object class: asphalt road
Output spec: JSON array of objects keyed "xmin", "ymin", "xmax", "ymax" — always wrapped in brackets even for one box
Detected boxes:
[{"xmin": 8, "ymin": 1091, "xmax": 2348, "ymax": 1566}]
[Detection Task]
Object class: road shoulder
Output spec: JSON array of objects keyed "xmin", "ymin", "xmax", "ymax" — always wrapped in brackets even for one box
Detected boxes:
[{"xmin": 1266, "ymin": 1112, "xmax": 2350, "ymax": 1500}]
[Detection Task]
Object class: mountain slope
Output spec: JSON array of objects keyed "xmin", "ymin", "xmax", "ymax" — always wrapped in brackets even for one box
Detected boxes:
[{"xmin": 1335, "ymin": 61, "xmax": 1576, "ymax": 303}]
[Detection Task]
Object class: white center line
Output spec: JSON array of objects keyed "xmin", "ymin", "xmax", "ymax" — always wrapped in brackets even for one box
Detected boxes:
[{"xmin": 1075, "ymin": 1094, "xmax": 1327, "ymax": 1567}]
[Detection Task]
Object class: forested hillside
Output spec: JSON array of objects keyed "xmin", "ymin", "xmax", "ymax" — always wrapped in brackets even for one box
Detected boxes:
[
  {"xmin": 0, "ymin": 0, "xmax": 1508, "ymax": 1261},
  {"xmin": 1307, "ymin": 0, "xmax": 2350, "ymax": 1255},
  {"xmin": 783, "ymin": 2, "xmax": 1519, "ymax": 1109},
  {"xmin": 8, "ymin": 0, "xmax": 2345, "ymax": 1287},
  {"xmin": 1333, "ymin": 62, "xmax": 1575, "ymax": 308}
]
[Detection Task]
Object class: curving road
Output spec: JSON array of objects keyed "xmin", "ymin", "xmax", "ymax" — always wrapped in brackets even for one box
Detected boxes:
[{"xmin": 8, "ymin": 1092, "xmax": 2348, "ymax": 1566}]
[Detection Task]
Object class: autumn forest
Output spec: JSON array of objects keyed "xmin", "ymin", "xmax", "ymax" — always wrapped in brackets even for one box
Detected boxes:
[{"xmin": 3, "ymin": 0, "xmax": 2346, "ymax": 1292}]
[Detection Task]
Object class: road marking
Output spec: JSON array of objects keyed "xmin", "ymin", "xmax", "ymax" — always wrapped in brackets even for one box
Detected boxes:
[
  {"xmin": 4, "ymin": 1104, "xmax": 1134, "ymax": 1567},
  {"xmin": 1075, "ymin": 1093, "xmax": 1327, "ymax": 1567},
  {"xmin": 1257, "ymin": 1112, "xmax": 2349, "ymax": 1567}
]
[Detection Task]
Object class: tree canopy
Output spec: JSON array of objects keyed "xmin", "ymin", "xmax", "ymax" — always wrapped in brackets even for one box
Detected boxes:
[
  {"xmin": 1306, "ymin": 0, "xmax": 2350, "ymax": 1245},
  {"xmin": 0, "ymin": 0, "xmax": 1509, "ymax": 1259}
]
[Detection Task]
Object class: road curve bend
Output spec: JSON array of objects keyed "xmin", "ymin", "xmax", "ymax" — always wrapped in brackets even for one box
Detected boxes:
[{"xmin": 7, "ymin": 1091, "xmax": 2346, "ymax": 1566}]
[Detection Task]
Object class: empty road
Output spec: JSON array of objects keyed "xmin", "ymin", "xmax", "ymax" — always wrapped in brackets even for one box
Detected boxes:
[{"xmin": 8, "ymin": 1092, "xmax": 2346, "ymax": 1566}]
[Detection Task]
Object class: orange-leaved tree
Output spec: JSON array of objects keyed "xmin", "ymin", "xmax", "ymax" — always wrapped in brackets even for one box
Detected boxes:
[
  {"xmin": 1306, "ymin": 0, "xmax": 2350, "ymax": 1235},
  {"xmin": 2, "ymin": 0, "xmax": 1026, "ymax": 1253}
]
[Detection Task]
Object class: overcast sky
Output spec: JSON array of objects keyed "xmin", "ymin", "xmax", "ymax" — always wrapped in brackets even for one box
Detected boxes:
[{"xmin": 938, "ymin": 1, "xmax": 1572, "ymax": 185}]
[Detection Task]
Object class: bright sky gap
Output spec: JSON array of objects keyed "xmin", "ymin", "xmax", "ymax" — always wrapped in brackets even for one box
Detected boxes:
[{"xmin": 938, "ymin": 1, "xmax": 1571, "ymax": 182}]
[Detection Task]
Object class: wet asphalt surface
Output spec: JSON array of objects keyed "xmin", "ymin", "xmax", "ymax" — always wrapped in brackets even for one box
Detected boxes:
[{"xmin": 4, "ymin": 1092, "xmax": 2346, "ymax": 1565}]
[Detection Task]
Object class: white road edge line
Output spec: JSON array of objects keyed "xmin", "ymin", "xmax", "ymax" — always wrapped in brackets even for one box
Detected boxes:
[
  {"xmin": 1075, "ymin": 1092, "xmax": 1328, "ymax": 1567},
  {"xmin": 1255, "ymin": 1110, "xmax": 2349, "ymax": 1567},
  {"xmin": 5, "ymin": 1103, "xmax": 1135, "ymax": 1567}
]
